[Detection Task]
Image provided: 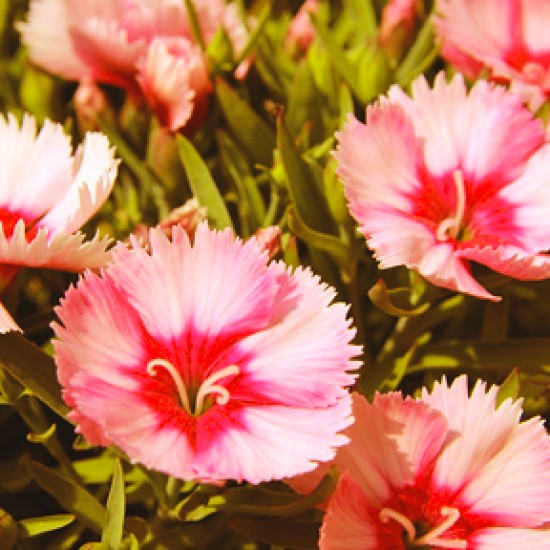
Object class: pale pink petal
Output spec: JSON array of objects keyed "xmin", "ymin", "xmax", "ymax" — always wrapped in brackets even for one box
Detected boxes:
[
  {"xmin": 232, "ymin": 263, "xmax": 359, "ymax": 408},
  {"xmin": 390, "ymin": 74, "xmax": 545, "ymax": 181},
  {"xmin": 107, "ymin": 224, "xmax": 279, "ymax": 343},
  {"xmin": 0, "ymin": 221, "xmax": 112, "ymax": 271},
  {"xmin": 136, "ymin": 37, "xmax": 210, "ymax": 131},
  {"xmin": 40, "ymin": 133, "xmax": 118, "ymax": 234},
  {"xmin": 434, "ymin": 0, "xmax": 515, "ymax": 76},
  {"xmin": 193, "ymin": 396, "xmax": 353, "ymax": 484},
  {"xmin": 471, "ymin": 527, "xmax": 550, "ymax": 549},
  {"xmin": 286, "ymin": 0, "xmax": 318, "ymax": 52},
  {"xmin": 0, "ymin": 115, "xmax": 73, "ymax": 220},
  {"xmin": 18, "ymin": 0, "xmax": 86, "ymax": 81},
  {"xmin": 334, "ymin": 393, "xmax": 448, "ymax": 508},
  {"xmin": 422, "ymin": 376, "xmax": 550, "ymax": 526},
  {"xmin": 0, "ymin": 302, "xmax": 21, "ymax": 334},
  {"xmin": 320, "ymin": 473, "xmax": 393, "ymax": 550},
  {"xmin": 458, "ymin": 245, "xmax": 550, "ymax": 282}
]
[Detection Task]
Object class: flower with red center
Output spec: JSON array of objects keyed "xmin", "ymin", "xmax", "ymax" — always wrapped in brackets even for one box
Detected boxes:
[
  {"xmin": 0, "ymin": 113, "xmax": 117, "ymax": 332},
  {"xmin": 335, "ymin": 72, "xmax": 550, "ymax": 301},
  {"xmin": 52, "ymin": 224, "xmax": 358, "ymax": 483},
  {"xmin": 434, "ymin": 0, "xmax": 550, "ymax": 110},
  {"xmin": 320, "ymin": 376, "xmax": 550, "ymax": 549}
]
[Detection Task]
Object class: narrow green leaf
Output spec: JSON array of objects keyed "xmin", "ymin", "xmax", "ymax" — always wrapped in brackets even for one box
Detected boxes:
[
  {"xmin": 18, "ymin": 515, "xmax": 75, "ymax": 539},
  {"xmin": 24, "ymin": 459, "xmax": 106, "ymax": 535},
  {"xmin": 27, "ymin": 422, "xmax": 57, "ymax": 444},
  {"xmin": 176, "ymin": 134, "xmax": 233, "ymax": 230},
  {"xmin": 215, "ymin": 78, "xmax": 276, "ymax": 167},
  {"xmin": 287, "ymin": 207, "xmax": 351, "ymax": 265},
  {"xmin": 0, "ymin": 332, "xmax": 69, "ymax": 419},
  {"xmin": 368, "ymin": 280, "xmax": 430, "ymax": 317},
  {"xmin": 345, "ymin": 0, "xmax": 377, "ymax": 37},
  {"xmin": 102, "ymin": 459, "xmax": 125, "ymax": 549},
  {"xmin": 310, "ymin": 14, "xmax": 365, "ymax": 103},
  {"xmin": 73, "ymin": 456, "xmax": 116, "ymax": 485},
  {"xmin": 233, "ymin": 3, "xmax": 271, "ymax": 67},
  {"xmin": 0, "ymin": 509, "xmax": 17, "ymax": 550},
  {"xmin": 277, "ymin": 118, "xmax": 336, "ymax": 234},
  {"xmin": 183, "ymin": 0, "xmax": 205, "ymax": 49}
]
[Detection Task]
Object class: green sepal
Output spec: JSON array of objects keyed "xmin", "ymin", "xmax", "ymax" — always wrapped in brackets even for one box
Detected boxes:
[
  {"xmin": 176, "ymin": 134, "xmax": 233, "ymax": 230},
  {"xmin": 17, "ymin": 515, "xmax": 75, "ymax": 539},
  {"xmin": 497, "ymin": 367, "xmax": 521, "ymax": 407},
  {"xmin": 368, "ymin": 279, "xmax": 430, "ymax": 318}
]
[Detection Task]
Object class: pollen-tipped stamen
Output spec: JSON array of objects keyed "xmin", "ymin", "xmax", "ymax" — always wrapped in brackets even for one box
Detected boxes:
[
  {"xmin": 379, "ymin": 508, "xmax": 416, "ymax": 542},
  {"xmin": 147, "ymin": 359, "xmax": 240, "ymax": 416},
  {"xmin": 413, "ymin": 507, "xmax": 467, "ymax": 549},
  {"xmin": 195, "ymin": 365, "xmax": 240, "ymax": 415},
  {"xmin": 436, "ymin": 170, "xmax": 466, "ymax": 242},
  {"xmin": 147, "ymin": 358, "xmax": 192, "ymax": 414}
]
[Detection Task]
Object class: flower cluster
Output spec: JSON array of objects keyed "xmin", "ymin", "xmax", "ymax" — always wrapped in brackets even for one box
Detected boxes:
[{"xmin": 19, "ymin": 0, "xmax": 249, "ymax": 131}]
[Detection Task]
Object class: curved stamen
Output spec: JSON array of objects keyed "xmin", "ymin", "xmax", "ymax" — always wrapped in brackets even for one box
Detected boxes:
[
  {"xmin": 195, "ymin": 365, "xmax": 240, "ymax": 415},
  {"xmin": 379, "ymin": 508, "xmax": 416, "ymax": 542},
  {"xmin": 147, "ymin": 358, "xmax": 191, "ymax": 414},
  {"xmin": 436, "ymin": 170, "xmax": 466, "ymax": 242},
  {"xmin": 413, "ymin": 507, "xmax": 467, "ymax": 549}
]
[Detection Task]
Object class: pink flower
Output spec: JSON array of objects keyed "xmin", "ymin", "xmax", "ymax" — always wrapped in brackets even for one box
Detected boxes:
[
  {"xmin": 52, "ymin": 224, "xmax": 358, "ymax": 483},
  {"xmin": 0, "ymin": 113, "xmax": 117, "ymax": 277},
  {"xmin": 19, "ymin": 0, "xmax": 248, "ymax": 129},
  {"xmin": 379, "ymin": 0, "xmax": 420, "ymax": 58},
  {"xmin": 335, "ymin": 72, "xmax": 550, "ymax": 301},
  {"xmin": 434, "ymin": 0, "xmax": 550, "ymax": 110},
  {"xmin": 286, "ymin": 0, "xmax": 319, "ymax": 53},
  {"xmin": 136, "ymin": 36, "xmax": 211, "ymax": 132},
  {"xmin": 320, "ymin": 377, "xmax": 550, "ymax": 549}
]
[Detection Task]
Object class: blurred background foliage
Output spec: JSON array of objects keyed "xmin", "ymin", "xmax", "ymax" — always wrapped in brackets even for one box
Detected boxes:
[{"xmin": 0, "ymin": 0, "xmax": 549, "ymax": 548}]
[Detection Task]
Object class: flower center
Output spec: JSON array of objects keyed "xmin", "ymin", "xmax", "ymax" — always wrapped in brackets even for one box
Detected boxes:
[
  {"xmin": 146, "ymin": 358, "xmax": 240, "ymax": 416},
  {"xmin": 435, "ymin": 170, "xmax": 467, "ymax": 242},
  {"xmin": 379, "ymin": 506, "xmax": 467, "ymax": 549}
]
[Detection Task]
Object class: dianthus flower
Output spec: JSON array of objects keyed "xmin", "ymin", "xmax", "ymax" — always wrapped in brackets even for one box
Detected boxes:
[
  {"xmin": 434, "ymin": 0, "xmax": 550, "ymax": 110},
  {"xmin": 52, "ymin": 224, "xmax": 358, "ymax": 483},
  {"xmin": 0, "ymin": 114, "xmax": 117, "ymax": 330},
  {"xmin": 320, "ymin": 377, "xmax": 550, "ymax": 549},
  {"xmin": 19, "ymin": 0, "xmax": 247, "ymax": 130},
  {"xmin": 286, "ymin": 0, "xmax": 319, "ymax": 53},
  {"xmin": 335, "ymin": 72, "xmax": 550, "ymax": 301}
]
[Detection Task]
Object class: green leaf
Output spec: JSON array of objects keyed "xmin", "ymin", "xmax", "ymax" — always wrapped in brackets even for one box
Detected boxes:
[
  {"xmin": 368, "ymin": 280, "xmax": 430, "ymax": 317},
  {"xmin": 345, "ymin": 0, "xmax": 377, "ymax": 38},
  {"xmin": 0, "ymin": 332, "xmax": 69, "ymax": 419},
  {"xmin": 287, "ymin": 207, "xmax": 351, "ymax": 266},
  {"xmin": 277, "ymin": 118, "xmax": 336, "ymax": 235},
  {"xmin": 233, "ymin": 3, "xmax": 271, "ymax": 67},
  {"xmin": 183, "ymin": 0, "xmax": 205, "ymax": 49},
  {"xmin": 176, "ymin": 134, "xmax": 233, "ymax": 230},
  {"xmin": 18, "ymin": 515, "xmax": 75, "ymax": 539},
  {"xmin": 0, "ymin": 509, "xmax": 17, "ymax": 550},
  {"xmin": 101, "ymin": 459, "xmax": 125, "ymax": 549},
  {"xmin": 215, "ymin": 78, "xmax": 276, "ymax": 167},
  {"xmin": 497, "ymin": 367, "xmax": 521, "ymax": 406},
  {"xmin": 24, "ymin": 459, "xmax": 106, "ymax": 535},
  {"xmin": 73, "ymin": 456, "xmax": 116, "ymax": 485}
]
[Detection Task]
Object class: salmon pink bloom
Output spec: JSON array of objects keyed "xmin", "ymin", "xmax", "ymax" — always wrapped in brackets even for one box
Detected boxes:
[
  {"xmin": 434, "ymin": 0, "xmax": 550, "ymax": 110},
  {"xmin": 320, "ymin": 377, "xmax": 550, "ymax": 549},
  {"xmin": 335, "ymin": 72, "xmax": 550, "ymax": 301},
  {"xmin": 52, "ymin": 224, "xmax": 358, "ymax": 483},
  {"xmin": 286, "ymin": 0, "xmax": 319, "ymax": 53}
]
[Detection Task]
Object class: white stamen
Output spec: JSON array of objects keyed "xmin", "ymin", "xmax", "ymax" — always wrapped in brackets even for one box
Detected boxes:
[
  {"xmin": 195, "ymin": 365, "xmax": 240, "ymax": 415},
  {"xmin": 413, "ymin": 507, "xmax": 467, "ymax": 549},
  {"xmin": 379, "ymin": 508, "xmax": 417, "ymax": 542},
  {"xmin": 147, "ymin": 359, "xmax": 240, "ymax": 416},
  {"xmin": 147, "ymin": 358, "xmax": 191, "ymax": 414},
  {"xmin": 436, "ymin": 170, "xmax": 466, "ymax": 242}
]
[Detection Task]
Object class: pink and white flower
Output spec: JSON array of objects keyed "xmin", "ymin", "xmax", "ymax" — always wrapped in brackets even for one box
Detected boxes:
[
  {"xmin": 19, "ymin": 0, "xmax": 248, "ymax": 130},
  {"xmin": 52, "ymin": 224, "xmax": 358, "ymax": 483},
  {"xmin": 434, "ymin": 0, "xmax": 550, "ymax": 110},
  {"xmin": 335, "ymin": 72, "xmax": 550, "ymax": 301},
  {"xmin": 320, "ymin": 377, "xmax": 550, "ymax": 549},
  {"xmin": 0, "ymin": 113, "xmax": 117, "ymax": 277}
]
